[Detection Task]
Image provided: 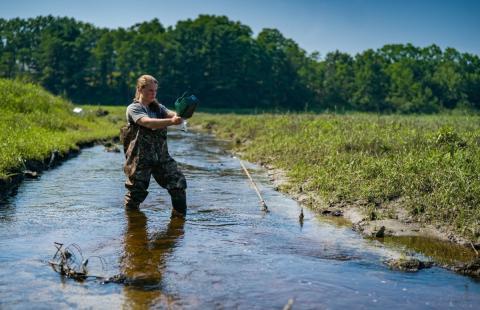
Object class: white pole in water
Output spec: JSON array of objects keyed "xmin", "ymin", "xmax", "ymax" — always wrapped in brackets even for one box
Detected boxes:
[{"xmin": 238, "ymin": 158, "xmax": 269, "ymax": 212}]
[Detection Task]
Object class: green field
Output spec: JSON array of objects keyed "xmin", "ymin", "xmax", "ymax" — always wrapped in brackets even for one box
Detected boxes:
[
  {"xmin": 191, "ymin": 113, "xmax": 480, "ymax": 242},
  {"xmin": 0, "ymin": 79, "xmax": 125, "ymax": 178}
]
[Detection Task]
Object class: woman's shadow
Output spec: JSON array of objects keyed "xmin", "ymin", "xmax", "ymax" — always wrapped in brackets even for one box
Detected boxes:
[{"xmin": 121, "ymin": 208, "xmax": 185, "ymax": 308}]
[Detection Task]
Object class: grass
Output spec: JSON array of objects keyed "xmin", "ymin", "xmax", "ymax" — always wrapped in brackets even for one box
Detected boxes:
[
  {"xmin": 191, "ymin": 112, "xmax": 480, "ymax": 242},
  {"xmin": 0, "ymin": 78, "xmax": 125, "ymax": 178}
]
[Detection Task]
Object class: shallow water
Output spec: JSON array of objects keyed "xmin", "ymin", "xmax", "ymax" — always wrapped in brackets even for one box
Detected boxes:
[{"xmin": 1, "ymin": 130, "xmax": 479, "ymax": 309}]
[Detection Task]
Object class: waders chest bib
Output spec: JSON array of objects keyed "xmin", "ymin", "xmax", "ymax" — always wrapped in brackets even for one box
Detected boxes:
[{"xmin": 123, "ymin": 123, "xmax": 169, "ymax": 177}]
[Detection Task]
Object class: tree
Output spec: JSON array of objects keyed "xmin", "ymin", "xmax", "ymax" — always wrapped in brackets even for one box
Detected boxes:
[
  {"xmin": 352, "ymin": 49, "xmax": 389, "ymax": 112},
  {"xmin": 0, "ymin": 15, "xmax": 479, "ymax": 112},
  {"xmin": 318, "ymin": 50, "xmax": 354, "ymax": 110}
]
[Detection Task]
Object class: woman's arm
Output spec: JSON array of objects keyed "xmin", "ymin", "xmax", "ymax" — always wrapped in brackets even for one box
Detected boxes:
[
  {"xmin": 137, "ymin": 115, "xmax": 182, "ymax": 129},
  {"xmin": 164, "ymin": 108, "xmax": 177, "ymax": 118}
]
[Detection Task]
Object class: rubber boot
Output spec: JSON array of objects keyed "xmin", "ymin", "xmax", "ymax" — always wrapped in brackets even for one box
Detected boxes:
[
  {"xmin": 169, "ymin": 189, "xmax": 187, "ymax": 219},
  {"xmin": 124, "ymin": 198, "xmax": 140, "ymax": 210}
]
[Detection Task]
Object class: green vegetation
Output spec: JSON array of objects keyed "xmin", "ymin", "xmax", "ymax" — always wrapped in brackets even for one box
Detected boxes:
[
  {"xmin": 192, "ymin": 113, "xmax": 480, "ymax": 242},
  {"xmin": 1, "ymin": 15, "xmax": 479, "ymax": 112},
  {"xmin": 0, "ymin": 78, "xmax": 125, "ymax": 178}
]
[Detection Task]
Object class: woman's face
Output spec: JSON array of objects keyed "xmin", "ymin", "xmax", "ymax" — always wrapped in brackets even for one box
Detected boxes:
[{"xmin": 140, "ymin": 82, "xmax": 157, "ymax": 102}]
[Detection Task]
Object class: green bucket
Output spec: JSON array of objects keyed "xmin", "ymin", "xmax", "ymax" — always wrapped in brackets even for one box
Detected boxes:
[{"xmin": 174, "ymin": 92, "xmax": 199, "ymax": 119}]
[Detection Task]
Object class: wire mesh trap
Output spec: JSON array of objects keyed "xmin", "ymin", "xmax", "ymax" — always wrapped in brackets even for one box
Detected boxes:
[{"xmin": 49, "ymin": 242, "xmax": 108, "ymax": 281}]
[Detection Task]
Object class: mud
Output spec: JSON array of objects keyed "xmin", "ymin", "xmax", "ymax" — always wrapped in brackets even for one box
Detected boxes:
[{"xmin": 385, "ymin": 257, "xmax": 434, "ymax": 272}]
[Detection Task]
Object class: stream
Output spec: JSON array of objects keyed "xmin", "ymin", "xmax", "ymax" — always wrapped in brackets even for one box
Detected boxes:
[{"xmin": 1, "ymin": 130, "xmax": 479, "ymax": 309}]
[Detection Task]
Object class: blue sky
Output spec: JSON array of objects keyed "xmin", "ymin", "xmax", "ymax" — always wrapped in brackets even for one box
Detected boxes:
[{"xmin": 1, "ymin": 0, "xmax": 478, "ymax": 57}]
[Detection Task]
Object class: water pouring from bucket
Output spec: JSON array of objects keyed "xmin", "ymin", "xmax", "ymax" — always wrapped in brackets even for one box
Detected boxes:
[{"xmin": 174, "ymin": 92, "xmax": 199, "ymax": 132}]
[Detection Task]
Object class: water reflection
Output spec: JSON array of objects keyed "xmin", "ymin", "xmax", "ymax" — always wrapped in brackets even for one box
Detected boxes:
[
  {"xmin": 0, "ymin": 201, "xmax": 15, "ymax": 222},
  {"xmin": 380, "ymin": 235, "xmax": 478, "ymax": 265},
  {"xmin": 122, "ymin": 209, "xmax": 185, "ymax": 308}
]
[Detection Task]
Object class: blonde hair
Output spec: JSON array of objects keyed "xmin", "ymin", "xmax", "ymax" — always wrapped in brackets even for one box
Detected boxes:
[{"xmin": 134, "ymin": 74, "xmax": 158, "ymax": 102}]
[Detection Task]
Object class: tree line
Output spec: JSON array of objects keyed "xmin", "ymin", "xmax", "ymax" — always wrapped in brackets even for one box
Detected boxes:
[{"xmin": 1, "ymin": 15, "xmax": 479, "ymax": 113}]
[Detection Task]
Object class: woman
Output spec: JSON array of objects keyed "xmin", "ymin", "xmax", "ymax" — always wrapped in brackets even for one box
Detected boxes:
[{"xmin": 122, "ymin": 75, "xmax": 187, "ymax": 218}]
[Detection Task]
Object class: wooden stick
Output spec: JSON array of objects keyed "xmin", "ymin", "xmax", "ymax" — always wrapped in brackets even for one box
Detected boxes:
[
  {"xmin": 470, "ymin": 241, "xmax": 479, "ymax": 256},
  {"xmin": 239, "ymin": 159, "xmax": 268, "ymax": 212},
  {"xmin": 283, "ymin": 298, "xmax": 294, "ymax": 310}
]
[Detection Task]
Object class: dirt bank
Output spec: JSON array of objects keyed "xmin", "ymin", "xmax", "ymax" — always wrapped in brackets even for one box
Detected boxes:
[{"xmin": 263, "ymin": 163, "xmax": 479, "ymax": 249}]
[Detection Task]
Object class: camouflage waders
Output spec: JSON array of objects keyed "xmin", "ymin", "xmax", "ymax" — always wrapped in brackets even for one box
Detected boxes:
[{"xmin": 122, "ymin": 123, "xmax": 187, "ymax": 217}]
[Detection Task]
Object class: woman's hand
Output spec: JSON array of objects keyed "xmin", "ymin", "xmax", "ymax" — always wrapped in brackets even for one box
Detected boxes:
[{"xmin": 171, "ymin": 115, "xmax": 183, "ymax": 125}]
